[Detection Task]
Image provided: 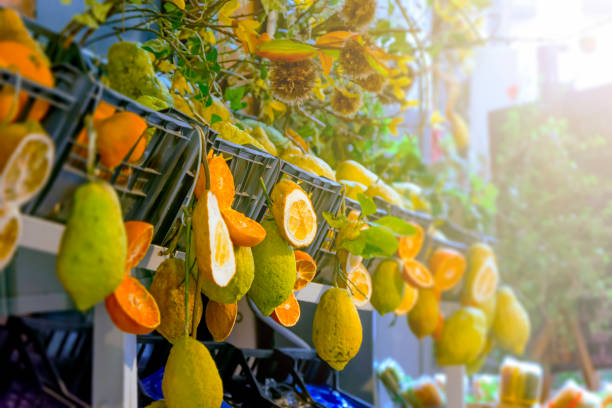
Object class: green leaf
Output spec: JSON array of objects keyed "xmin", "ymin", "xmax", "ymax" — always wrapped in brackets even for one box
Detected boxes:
[
  {"xmin": 373, "ymin": 216, "xmax": 416, "ymax": 236},
  {"xmin": 341, "ymin": 234, "xmax": 366, "ymax": 255},
  {"xmin": 211, "ymin": 114, "xmax": 222, "ymax": 125},
  {"xmin": 323, "ymin": 212, "xmax": 347, "ymax": 229},
  {"xmin": 362, "ymin": 226, "xmax": 398, "ymax": 258},
  {"xmin": 357, "ymin": 193, "xmax": 376, "ymax": 217}
]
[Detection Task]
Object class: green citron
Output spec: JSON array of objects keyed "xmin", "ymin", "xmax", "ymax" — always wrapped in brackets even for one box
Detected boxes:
[
  {"xmin": 473, "ymin": 291, "xmax": 497, "ymax": 332},
  {"xmin": 162, "ymin": 336, "xmax": 223, "ymax": 408},
  {"xmin": 241, "ymin": 119, "xmax": 292, "ymax": 154},
  {"xmin": 281, "ymin": 153, "xmax": 336, "ymax": 181},
  {"xmin": 149, "ymin": 258, "xmax": 202, "ymax": 344},
  {"xmin": 56, "ymin": 181, "xmax": 126, "ymax": 311},
  {"xmin": 313, "ymin": 288, "xmax": 363, "ymax": 371},
  {"xmin": 493, "ymin": 286, "xmax": 531, "ymax": 355},
  {"xmin": 248, "ymin": 219, "xmax": 296, "ymax": 316},
  {"xmin": 436, "ymin": 306, "xmax": 486, "ymax": 366},
  {"xmin": 250, "ymin": 126, "xmax": 278, "ymax": 156},
  {"xmin": 338, "ymin": 180, "xmax": 367, "ymax": 201},
  {"xmin": 370, "ymin": 259, "xmax": 404, "ymax": 315},
  {"xmin": 336, "ymin": 160, "xmax": 378, "ymax": 187},
  {"xmin": 466, "ymin": 336, "xmax": 495, "ymax": 375},
  {"xmin": 407, "ymin": 289, "xmax": 439, "ymax": 339},
  {"xmin": 212, "ymin": 121, "xmax": 266, "ymax": 151},
  {"xmin": 202, "ymin": 246, "xmax": 254, "ymax": 304}
]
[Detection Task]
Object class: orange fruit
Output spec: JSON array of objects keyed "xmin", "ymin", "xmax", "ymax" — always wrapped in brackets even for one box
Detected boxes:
[
  {"xmin": 0, "ymin": 204, "xmax": 21, "ymax": 270},
  {"xmin": 402, "ymin": 259, "xmax": 434, "ymax": 289},
  {"xmin": 429, "ymin": 248, "xmax": 466, "ymax": 292},
  {"xmin": 270, "ymin": 179, "xmax": 317, "ymax": 248},
  {"xmin": 194, "ymin": 151, "xmax": 235, "ymax": 208},
  {"xmin": 396, "ymin": 223, "xmax": 424, "ymax": 260},
  {"xmin": 124, "ymin": 221, "xmax": 154, "ymax": 270},
  {"xmin": 205, "ymin": 300, "xmax": 237, "ymax": 342},
  {"xmin": 0, "ymin": 41, "xmax": 53, "ymax": 122},
  {"xmin": 104, "ymin": 276, "xmax": 161, "ymax": 335},
  {"xmin": 96, "ymin": 111, "xmax": 147, "ymax": 169},
  {"xmin": 432, "ymin": 313, "xmax": 444, "ymax": 342},
  {"xmin": 339, "ymin": 262, "xmax": 372, "ymax": 307},
  {"xmin": 74, "ymin": 101, "xmax": 117, "ymax": 158},
  {"xmin": 293, "ymin": 250, "xmax": 317, "ymax": 291},
  {"xmin": 394, "ymin": 284, "xmax": 418, "ymax": 316},
  {"xmin": 271, "ymin": 292, "xmax": 300, "ymax": 327},
  {"xmin": 220, "ymin": 207, "xmax": 266, "ymax": 247}
]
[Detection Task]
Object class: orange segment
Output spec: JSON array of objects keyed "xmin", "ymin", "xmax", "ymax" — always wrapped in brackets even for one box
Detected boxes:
[
  {"xmin": 288, "ymin": 199, "xmax": 315, "ymax": 242},
  {"xmin": 195, "ymin": 151, "xmax": 235, "ymax": 208},
  {"xmin": 402, "ymin": 259, "xmax": 434, "ymax": 289},
  {"xmin": 96, "ymin": 111, "xmax": 147, "ymax": 169},
  {"xmin": 397, "ymin": 223, "xmax": 424, "ymax": 260},
  {"xmin": 104, "ymin": 276, "xmax": 161, "ymax": 335},
  {"xmin": 271, "ymin": 292, "xmax": 301, "ymax": 327},
  {"xmin": 394, "ymin": 284, "xmax": 418, "ymax": 316},
  {"xmin": 293, "ymin": 250, "xmax": 317, "ymax": 291},
  {"xmin": 271, "ymin": 180, "xmax": 317, "ymax": 247},
  {"xmin": 340, "ymin": 262, "xmax": 372, "ymax": 307},
  {"xmin": 429, "ymin": 248, "xmax": 466, "ymax": 292},
  {"xmin": 214, "ymin": 219, "xmax": 231, "ymax": 265},
  {"xmin": 124, "ymin": 221, "xmax": 154, "ymax": 270},
  {"xmin": 205, "ymin": 300, "xmax": 237, "ymax": 342},
  {"xmin": 221, "ymin": 207, "xmax": 266, "ymax": 247}
]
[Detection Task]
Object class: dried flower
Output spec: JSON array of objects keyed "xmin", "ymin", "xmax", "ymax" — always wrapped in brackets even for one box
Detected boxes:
[
  {"xmin": 269, "ymin": 59, "xmax": 318, "ymax": 104},
  {"xmin": 331, "ymin": 87, "xmax": 362, "ymax": 117},
  {"xmin": 354, "ymin": 72, "xmax": 386, "ymax": 93},
  {"xmin": 339, "ymin": 38, "xmax": 374, "ymax": 79},
  {"xmin": 339, "ymin": 0, "xmax": 377, "ymax": 31}
]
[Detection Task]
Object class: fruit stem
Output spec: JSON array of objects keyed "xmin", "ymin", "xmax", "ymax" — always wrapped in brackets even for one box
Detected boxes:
[
  {"xmin": 259, "ymin": 177, "xmax": 273, "ymax": 209},
  {"xmin": 191, "ymin": 265, "xmax": 204, "ymax": 339},
  {"xmin": 196, "ymin": 126, "xmax": 211, "ymax": 192},
  {"xmin": 85, "ymin": 115, "xmax": 97, "ymax": 179}
]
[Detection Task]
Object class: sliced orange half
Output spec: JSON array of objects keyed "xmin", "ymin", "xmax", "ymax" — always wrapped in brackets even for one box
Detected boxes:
[
  {"xmin": 105, "ymin": 276, "xmax": 161, "ymax": 335},
  {"xmin": 396, "ymin": 223, "xmax": 424, "ymax": 260},
  {"xmin": 0, "ymin": 204, "xmax": 21, "ymax": 270},
  {"xmin": 221, "ymin": 207, "xmax": 266, "ymax": 247},
  {"xmin": 471, "ymin": 256, "xmax": 499, "ymax": 303},
  {"xmin": 394, "ymin": 284, "xmax": 418, "ymax": 316},
  {"xmin": 402, "ymin": 259, "xmax": 434, "ymax": 289},
  {"xmin": 271, "ymin": 179, "xmax": 317, "ymax": 247},
  {"xmin": 293, "ymin": 250, "xmax": 317, "ymax": 291},
  {"xmin": 271, "ymin": 292, "xmax": 301, "ymax": 327},
  {"xmin": 0, "ymin": 122, "xmax": 54, "ymax": 205},
  {"xmin": 429, "ymin": 247, "xmax": 466, "ymax": 292},
  {"xmin": 124, "ymin": 221, "xmax": 154, "ymax": 270},
  {"xmin": 205, "ymin": 300, "xmax": 237, "ymax": 342}
]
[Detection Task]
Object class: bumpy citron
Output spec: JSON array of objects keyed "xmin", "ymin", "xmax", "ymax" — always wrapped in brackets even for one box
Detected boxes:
[
  {"xmin": 162, "ymin": 336, "xmax": 223, "ymax": 408},
  {"xmin": 436, "ymin": 306, "xmax": 486, "ymax": 366},
  {"xmin": 0, "ymin": 204, "xmax": 21, "ymax": 270},
  {"xmin": 492, "ymin": 286, "xmax": 531, "ymax": 355},
  {"xmin": 193, "ymin": 190, "xmax": 236, "ymax": 287},
  {"xmin": 270, "ymin": 179, "xmax": 317, "ymax": 248},
  {"xmin": 313, "ymin": 288, "xmax": 363, "ymax": 371},
  {"xmin": 370, "ymin": 259, "xmax": 405, "ymax": 315},
  {"xmin": 249, "ymin": 219, "xmax": 296, "ymax": 316},
  {"xmin": 201, "ymin": 245, "xmax": 254, "ymax": 304},
  {"xmin": 282, "ymin": 153, "xmax": 336, "ymax": 181},
  {"xmin": 365, "ymin": 181, "xmax": 404, "ymax": 207},
  {"xmin": 336, "ymin": 160, "xmax": 378, "ymax": 187},
  {"xmin": 407, "ymin": 288, "xmax": 439, "ymax": 339},
  {"xmin": 56, "ymin": 182, "xmax": 126, "ymax": 311},
  {"xmin": 338, "ymin": 179, "xmax": 367, "ymax": 201},
  {"xmin": 149, "ymin": 258, "xmax": 202, "ymax": 343}
]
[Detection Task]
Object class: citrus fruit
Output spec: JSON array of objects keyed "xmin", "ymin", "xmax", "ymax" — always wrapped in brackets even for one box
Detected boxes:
[
  {"xmin": 220, "ymin": 207, "xmax": 266, "ymax": 247},
  {"xmin": 365, "ymin": 181, "xmax": 404, "ymax": 207},
  {"xmin": 194, "ymin": 151, "xmax": 235, "ymax": 207},
  {"xmin": 394, "ymin": 284, "xmax": 418, "ymax": 316},
  {"xmin": 471, "ymin": 290, "xmax": 497, "ymax": 332},
  {"xmin": 336, "ymin": 160, "xmax": 378, "ymax": 187},
  {"xmin": 396, "ymin": 222, "xmax": 424, "ymax": 260},
  {"xmin": 0, "ymin": 41, "xmax": 53, "ymax": 122},
  {"xmin": 271, "ymin": 292, "xmax": 300, "ymax": 327},
  {"xmin": 0, "ymin": 9, "xmax": 49, "ymax": 59},
  {"xmin": 74, "ymin": 101, "xmax": 117, "ymax": 158},
  {"xmin": 193, "ymin": 190, "xmax": 236, "ymax": 287},
  {"xmin": 407, "ymin": 288, "xmax": 439, "ymax": 339},
  {"xmin": 338, "ymin": 179, "xmax": 367, "ymax": 201},
  {"xmin": 492, "ymin": 286, "xmax": 531, "ymax": 355},
  {"xmin": 212, "ymin": 120, "xmax": 266, "ymax": 151},
  {"xmin": 338, "ymin": 261, "xmax": 372, "ymax": 307},
  {"xmin": 271, "ymin": 179, "xmax": 317, "ymax": 248},
  {"xmin": 313, "ymin": 288, "xmax": 362, "ymax": 371},
  {"xmin": 248, "ymin": 219, "xmax": 296, "ymax": 316},
  {"xmin": 162, "ymin": 336, "xmax": 223, "ymax": 408},
  {"xmin": 56, "ymin": 182, "xmax": 126, "ymax": 311},
  {"xmin": 463, "ymin": 243, "xmax": 499, "ymax": 304},
  {"xmin": 0, "ymin": 204, "xmax": 21, "ymax": 270},
  {"xmin": 402, "ymin": 259, "xmax": 434, "ymax": 289},
  {"xmin": 432, "ymin": 313, "xmax": 444, "ymax": 341},
  {"xmin": 250, "ymin": 126, "xmax": 278, "ymax": 156},
  {"xmin": 429, "ymin": 247, "xmax": 466, "ymax": 291},
  {"xmin": 436, "ymin": 306, "xmax": 486, "ymax": 366},
  {"xmin": 96, "ymin": 111, "xmax": 147, "ymax": 169},
  {"xmin": 0, "ymin": 121, "xmax": 54, "ymax": 205},
  {"xmin": 149, "ymin": 258, "xmax": 202, "ymax": 343},
  {"xmin": 466, "ymin": 336, "xmax": 495, "ymax": 375},
  {"xmin": 370, "ymin": 259, "xmax": 405, "ymax": 315},
  {"xmin": 205, "ymin": 300, "xmax": 237, "ymax": 342},
  {"xmin": 293, "ymin": 250, "xmax": 317, "ymax": 291},
  {"xmin": 282, "ymin": 153, "xmax": 336, "ymax": 181},
  {"xmin": 104, "ymin": 275, "xmax": 160, "ymax": 335},
  {"xmin": 201, "ymin": 245, "xmax": 254, "ymax": 304},
  {"xmin": 124, "ymin": 221, "xmax": 153, "ymax": 270}
]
